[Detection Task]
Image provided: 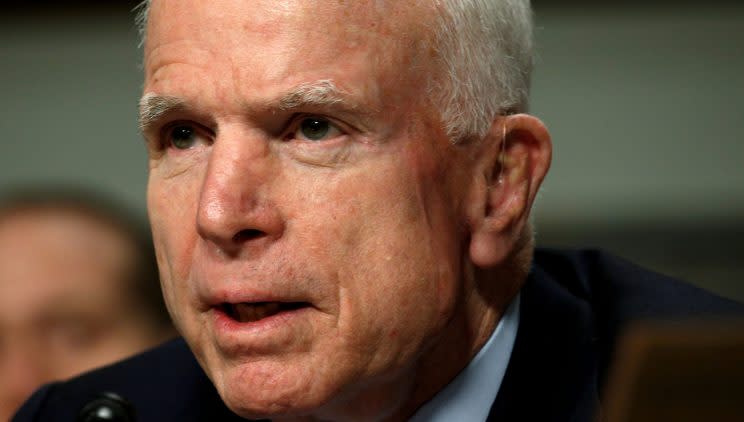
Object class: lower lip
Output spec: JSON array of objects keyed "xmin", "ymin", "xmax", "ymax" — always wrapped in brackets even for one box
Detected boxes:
[{"xmin": 210, "ymin": 305, "xmax": 313, "ymax": 348}]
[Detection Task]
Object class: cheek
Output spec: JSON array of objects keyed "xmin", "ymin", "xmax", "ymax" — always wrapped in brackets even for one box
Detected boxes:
[
  {"xmin": 147, "ymin": 172, "xmax": 201, "ymax": 320},
  {"xmin": 148, "ymin": 168, "xmax": 201, "ymax": 258},
  {"xmin": 300, "ymin": 157, "xmax": 462, "ymax": 368}
]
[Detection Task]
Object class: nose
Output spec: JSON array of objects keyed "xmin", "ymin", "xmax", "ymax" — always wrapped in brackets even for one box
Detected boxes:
[{"xmin": 196, "ymin": 127, "xmax": 285, "ymax": 257}]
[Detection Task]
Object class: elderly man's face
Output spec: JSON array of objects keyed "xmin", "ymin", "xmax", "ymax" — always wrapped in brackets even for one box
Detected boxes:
[{"xmin": 144, "ymin": 0, "xmax": 481, "ymax": 418}]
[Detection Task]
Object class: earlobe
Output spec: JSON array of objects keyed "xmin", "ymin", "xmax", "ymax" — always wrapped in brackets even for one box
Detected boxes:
[{"xmin": 467, "ymin": 114, "xmax": 552, "ymax": 268}]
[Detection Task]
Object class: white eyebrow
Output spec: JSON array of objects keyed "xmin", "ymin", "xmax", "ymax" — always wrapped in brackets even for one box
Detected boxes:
[
  {"xmin": 138, "ymin": 93, "xmax": 186, "ymax": 133},
  {"xmin": 276, "ymin": 79, "xmax": 349, "ymax": 111},
  {"xmin": 138, "ymin": 80, "xmax": 370, "ymax": 134}
]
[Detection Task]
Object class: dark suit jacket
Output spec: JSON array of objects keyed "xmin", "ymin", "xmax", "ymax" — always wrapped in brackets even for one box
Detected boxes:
[{"xmin": 13, "ymin": 249, "xmax": 744, "ymax": 421}]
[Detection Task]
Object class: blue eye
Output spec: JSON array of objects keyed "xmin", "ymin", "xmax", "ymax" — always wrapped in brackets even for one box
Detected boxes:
[
  {"xmin": 169, "ymin": 125, "xmax": 197, "ymax": 149},
  {"xmin": 296, "ymin": 117, "xmax": 341, "ymax": 141}
]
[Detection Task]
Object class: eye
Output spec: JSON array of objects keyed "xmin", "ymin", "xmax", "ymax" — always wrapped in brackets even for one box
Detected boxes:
[
  {"xmin": 294, "ymin": 117, "xmax": 342, "ymax": 142},
  {"xmin": 166, "ymin": 124, "xmax": 202, "ymax": 150}
]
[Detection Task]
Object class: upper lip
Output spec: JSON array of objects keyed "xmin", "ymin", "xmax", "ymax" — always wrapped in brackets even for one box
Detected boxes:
[
  {"xmin": 190, "ymin": 258, "xmax": 324, "ymax": 312},
  {"xmin": 196, "ymin": 280, "xmax": 316, "ymax": 312},
  {"xmin": 203, "ymin": 292, "xmax": 312, "ymax": 309}
]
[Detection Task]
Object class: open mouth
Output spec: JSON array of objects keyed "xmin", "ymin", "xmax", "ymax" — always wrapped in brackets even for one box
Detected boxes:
[{"xmin": 220, "ymin": 302, "xmax": 310, "ymax": 323}]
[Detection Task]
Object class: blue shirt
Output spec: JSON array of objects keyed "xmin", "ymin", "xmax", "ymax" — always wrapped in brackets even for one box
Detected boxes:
[{"xmin": 409, "ymin": 294, "xmax": 520, "ymax": 422}]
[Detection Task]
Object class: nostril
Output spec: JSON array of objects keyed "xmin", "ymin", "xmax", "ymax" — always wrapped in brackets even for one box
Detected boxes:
[{"xmin": 232, "ymin": 229, "xmax": 265, "ymax": 243}]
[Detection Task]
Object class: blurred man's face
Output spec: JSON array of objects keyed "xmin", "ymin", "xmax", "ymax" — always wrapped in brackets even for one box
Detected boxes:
[
  {"xmin": 144, "ymin": 0, "xmax": 481, "ymax": 419},
  {"xmin": 0, "ymin": 209, "xmax": 161, "ymax": 420}
]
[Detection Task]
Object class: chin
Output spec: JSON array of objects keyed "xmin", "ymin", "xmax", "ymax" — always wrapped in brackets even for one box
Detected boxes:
[{"xmin": 213, "ymin": 360, "xmax": 340, "ymax": 420}]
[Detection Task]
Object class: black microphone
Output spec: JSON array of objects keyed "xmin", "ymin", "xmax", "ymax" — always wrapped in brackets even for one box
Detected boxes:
[{"xmin": 77, "ymin": 392, "xmax": 136, "ymax": 422}]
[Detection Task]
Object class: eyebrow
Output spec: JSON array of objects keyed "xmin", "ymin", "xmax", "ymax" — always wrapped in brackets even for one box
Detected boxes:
[
  {"xmin": 138, "ymin": 93, "xmax": 186, "ymax": 134},
  {"xmin": 138, "ymin": 79, "xmax": 370, "ymax": 134},
  {"xmin": 276, "ymin": 79, "xmax": 349, "ymax": 110}
]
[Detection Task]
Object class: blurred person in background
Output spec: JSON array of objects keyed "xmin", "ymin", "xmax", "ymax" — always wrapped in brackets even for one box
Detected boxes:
[{"xmin": 0, "ymin": 189, "xmax": 174, "ymax": 420}]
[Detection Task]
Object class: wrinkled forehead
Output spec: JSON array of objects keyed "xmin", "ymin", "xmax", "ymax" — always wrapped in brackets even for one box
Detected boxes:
[{"xmin": 145, "ymin": 0, "xmax": 439, "ymax": 59}]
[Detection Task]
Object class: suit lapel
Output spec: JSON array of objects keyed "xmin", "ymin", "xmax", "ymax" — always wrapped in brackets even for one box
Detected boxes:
[{"xmin": 487, "ymin": 265, "xmax": 599, "ymax": 421}]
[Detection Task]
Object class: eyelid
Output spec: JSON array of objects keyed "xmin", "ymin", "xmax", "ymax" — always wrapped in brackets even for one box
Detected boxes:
[
  {"xmin": 161, "ymin": 120, "xmax": 215, "ymax": 149},
  {"xmin": 285, "ymin": 114, "xmax": 349, "ymax": 141},
  {"xmin": 162, "ymin": 120, "xmax": 214, "ymax": 137}
]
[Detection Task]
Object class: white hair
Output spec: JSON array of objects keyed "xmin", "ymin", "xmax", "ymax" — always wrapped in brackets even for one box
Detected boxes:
[
  {"xmin": 133, "ymin": 1, "xmax": 150, "ymax": 48},
  {"xmin": 432, "ymin": 0, "xmax": 533, "ymax": 140},
  {"xmin": 134, "ymin": 0, "xmax": 533, "ymax": 141}
]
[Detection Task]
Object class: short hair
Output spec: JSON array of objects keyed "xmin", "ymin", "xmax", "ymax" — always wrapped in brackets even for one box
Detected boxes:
[
  {"xmin": 0, "ymin": 187, "xmax": 172, "ymax": 331},
  {"xmin": 134, "ymin": 0, "xmax": 534, "ymax": 141},
  {"xmin": 432, "ymin": 0, "xmax": 533, "ymax": 140}
]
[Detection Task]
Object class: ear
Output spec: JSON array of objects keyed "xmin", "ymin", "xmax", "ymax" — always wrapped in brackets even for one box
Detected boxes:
[{"xmin": 466, "ymin": 114, "xmax": 552, "ymax": 268}]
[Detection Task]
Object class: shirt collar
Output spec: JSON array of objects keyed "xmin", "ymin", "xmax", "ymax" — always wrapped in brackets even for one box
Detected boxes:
[{"xmin": 409, "ymin": 293, "xmax": 520, "ymax": 422}]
